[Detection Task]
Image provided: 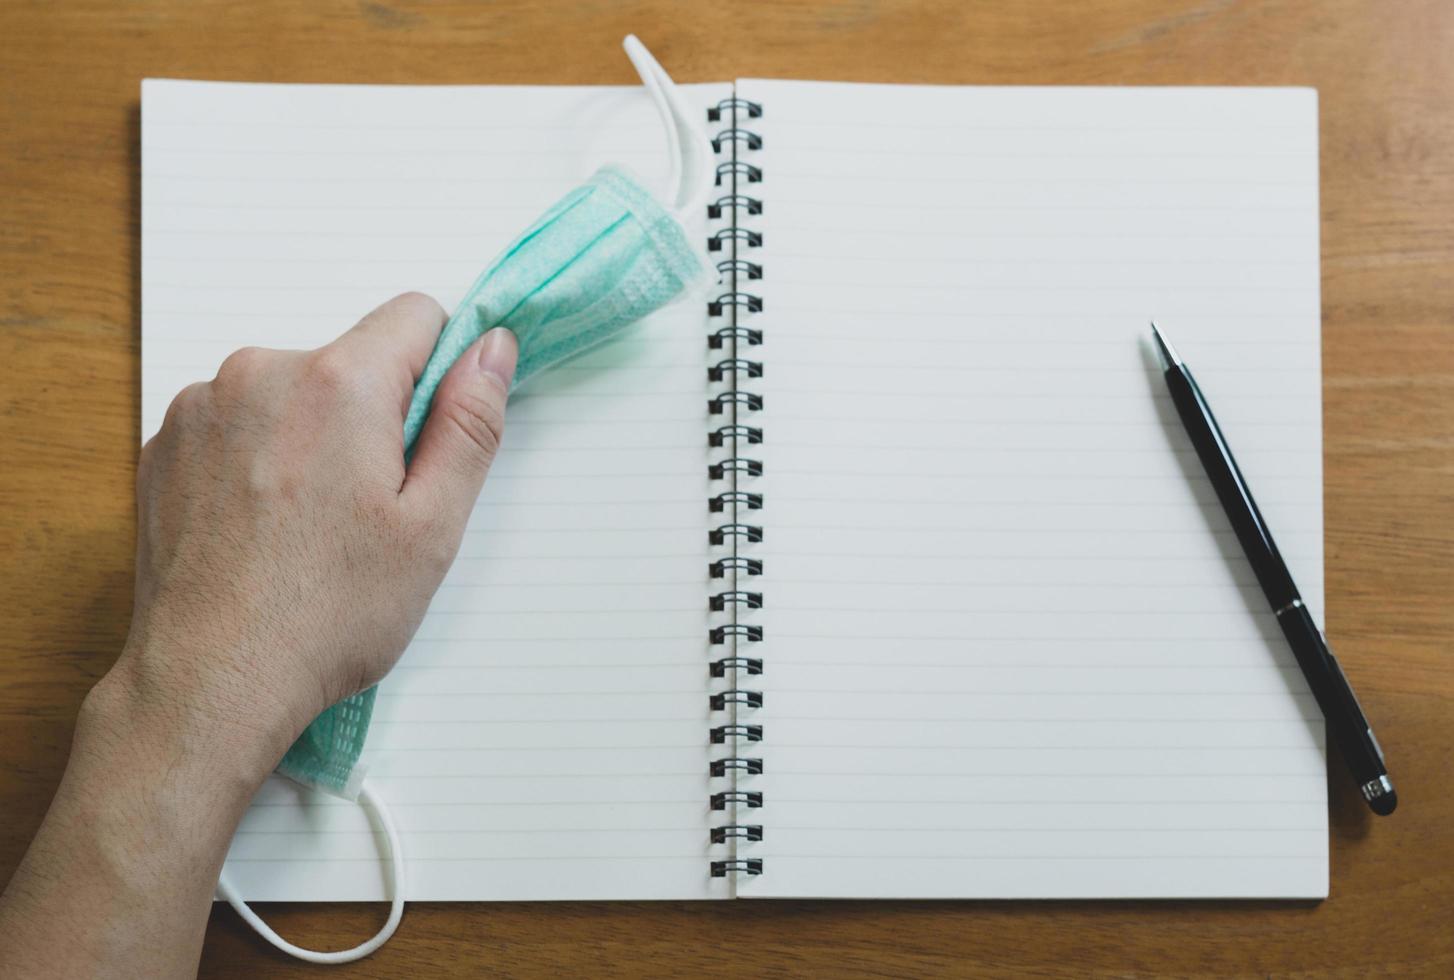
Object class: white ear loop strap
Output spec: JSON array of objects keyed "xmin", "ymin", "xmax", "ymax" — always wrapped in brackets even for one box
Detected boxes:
[
  {"xmin": 623, "ymin": 35, "xmax": 714, "ymax": 220},
  {"xmin": 215, "ymin": 779, "xmax": 405, "ymax": 964},
  {"xmin": 624, "ymin": 35, "xmax": 681, "ymax": 201}
]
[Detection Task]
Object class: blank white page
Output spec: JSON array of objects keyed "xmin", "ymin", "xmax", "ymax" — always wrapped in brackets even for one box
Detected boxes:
[
  {"xmin": 142, "ymin": 80, "xmax": 733, "ymax": 901},
  {"xmin": 735, "ymin": 81, "xmax": 1328, "ymax": 898}
]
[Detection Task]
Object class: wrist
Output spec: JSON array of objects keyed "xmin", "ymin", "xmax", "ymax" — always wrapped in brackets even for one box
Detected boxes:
[
  {"xmin": 0, "ymin": 653, "xmax": 285, "ymax": 971},
  {"xmin": 93, "ymin": 631, "xmax": 304, "ymax": 799}
]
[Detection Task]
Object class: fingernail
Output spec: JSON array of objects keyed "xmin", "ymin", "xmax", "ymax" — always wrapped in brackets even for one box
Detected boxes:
[{"xmin": 476, "ymin": 328, "xmax": 519, "ymax": 387}]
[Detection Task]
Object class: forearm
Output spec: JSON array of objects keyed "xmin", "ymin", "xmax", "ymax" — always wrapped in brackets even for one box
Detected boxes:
[{"xmin": 0, "ymin": 645, "xmax": 284, "ymax": 979}]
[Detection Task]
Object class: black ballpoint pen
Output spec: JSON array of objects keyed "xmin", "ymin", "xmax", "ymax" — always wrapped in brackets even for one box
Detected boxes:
[{"xmin": 1150, "ymin": 323, "xmax": 1396, "ymax": 816}]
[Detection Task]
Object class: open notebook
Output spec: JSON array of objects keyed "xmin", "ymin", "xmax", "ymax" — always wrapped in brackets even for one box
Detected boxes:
[{"xmin": 141, "ymin": 79, "xmax": 1327, "ymax": 901}]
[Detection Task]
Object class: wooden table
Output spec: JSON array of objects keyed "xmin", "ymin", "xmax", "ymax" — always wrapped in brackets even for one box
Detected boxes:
[{"xmin": 2, "ymin": 1, "xmax": 1451, "ymax": 975}]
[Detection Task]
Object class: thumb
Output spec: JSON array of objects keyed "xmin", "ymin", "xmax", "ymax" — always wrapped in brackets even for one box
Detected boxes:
[{"xmin": 402, "ymin": 327, "xmax": 518, "ymax": 527}]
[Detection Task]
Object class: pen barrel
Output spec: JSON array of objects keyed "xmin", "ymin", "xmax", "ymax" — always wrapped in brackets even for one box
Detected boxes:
[
  {"xmin": 1275, "ymin": 603, "xmax": 1387, "ymax": 780},
  {"xmin": 1164, "ymin": 364, "xmax": 1390, "ymax": 794},
  {"xmin": 1164, "ymin": 368, "xmax": 1301, "ymax": 604}
]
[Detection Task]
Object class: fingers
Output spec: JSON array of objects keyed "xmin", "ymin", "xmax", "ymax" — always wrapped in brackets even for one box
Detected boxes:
[
  {"xmin": 331, "ymin": 292, "xmax": 450, "ymax": 411},
  {"xmin": 401, "ymin": 328, "xmax": 518, "ymax": 536}
]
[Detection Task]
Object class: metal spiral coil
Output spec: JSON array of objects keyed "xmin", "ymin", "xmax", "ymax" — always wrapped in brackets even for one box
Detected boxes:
[
  {"xmin": 709, "ymin": 459, "xmax": 764, "ymax": 481},
  {"xmin": 709, "ymin": 627, "xmax": 764, "ymax": 647},
  {"xmin": 708, "ymin": 110, "xmax": 766, "ymax": 881},
  {"xmin": 715, "ymin": 259, "xmax": 763, "ymax": 280},
  {"xmin": 708, "ymin": 357, "xmax": 764, "ymax": 381},
  {"xmin": 709, "ymin": 591, "xmax": 764, "ymax": 611},
  {"xmin": 708, "ymin": 195, "xmax": 763, "ymax": 219},
  {"xmin": 711, "ymin": 825, "xmax": 764, "ymax": 843},
  {"xmin": 707, "ymin": 227, "xmax": 763, "ymax": 252},
  {"xmin": 711, "ymin": 791, "xmax": 764, "ymax": 810},
  {"xmin": 710, "ymin": 688, "xmax": 763, "ymax": 708},
  {"xmin": 714, "ymin": 160, "xmax": 762, "ymax": 186},
  {"xmin": 711, "ymin": 757, "xmax": 764, "ymax": 776},
  {"xmin": 710, "ymin": 655, "xmax": 764, "ymax": 675},
  {"xmin": 709, "ymin": 326, "xmax": 764, "ymax": 351},
  {"xmin": 711, "ymin": 128, "xmax": 763, "ymax": 152},
  {"xmin": 708, "ymin": 293, "xmax": 764, "ymax": 316},
  {"xmin": 708, "ymin": 390, "xmax": 763, "ymax": 414},
  {"xmin": 709, "ymin": 424, "xmax": 763, "ymax": 447},
  {"xmin": 709, "ymin": 491, "xmax": 763, "ymax": 513},
  {"xmin": 706, "ymin": 97, "xmax": 763, "ymax": 121},
  {"xmin": 708, "ymin": 522, "xmax": 763, "ymax": 544},
  {"xmin": 709, "ymin": 556, "xmax": 763, "ymax": 577},
  {"xmin": 711, "ymin": 724, "xmax": 763, "ymax": 743}
]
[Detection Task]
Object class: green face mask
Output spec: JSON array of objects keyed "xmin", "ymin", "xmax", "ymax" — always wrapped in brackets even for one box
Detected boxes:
[
  {"xmin": 276, "ymin": 687, "xmax": 378, "ymax": 799},
  {"xmin": 409, "ymin": 164, "xmax": 705, "ymax": 410},
  {"xmin": 276, "ymin": 83, "xmax": 709, "ymax": 802}
]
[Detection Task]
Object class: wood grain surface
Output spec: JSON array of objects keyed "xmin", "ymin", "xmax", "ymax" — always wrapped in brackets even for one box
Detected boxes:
[{"xmin": 2, "ymin": 1, "xmax": 1451, "ymax": 976}]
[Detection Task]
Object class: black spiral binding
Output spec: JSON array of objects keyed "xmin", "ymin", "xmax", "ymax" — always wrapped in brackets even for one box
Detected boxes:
[{"xmin": 707, "ymin": 95, "xmax": 765, "ymax": 882}]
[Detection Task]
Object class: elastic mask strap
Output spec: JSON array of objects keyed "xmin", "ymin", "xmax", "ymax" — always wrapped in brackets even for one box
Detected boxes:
[
  {"xmin": 622, "ymin": 35, "xmax": 713, "ymax": 221},
  {"xmin": 215, "ymin": 779, "xmax": 405, "ymax": 964}
]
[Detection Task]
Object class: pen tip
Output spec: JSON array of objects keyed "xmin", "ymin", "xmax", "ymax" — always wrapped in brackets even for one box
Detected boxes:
[
  {"xmin": 1369, "ymin": 788, "xmax": 1397, "ymax": 816},
  {"xmin": 1149, "ymin": 321, "xmax": 1181, "ymax": 368}
]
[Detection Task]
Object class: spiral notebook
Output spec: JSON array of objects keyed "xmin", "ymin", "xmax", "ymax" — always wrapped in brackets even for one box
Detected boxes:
[{"xmin": 141, "ymin": 79, "xmax": 1328, "ymax": 901}]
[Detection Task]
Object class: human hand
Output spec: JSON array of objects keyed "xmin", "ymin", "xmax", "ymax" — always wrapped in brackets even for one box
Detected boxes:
[
  {"xmin": 0, "ymin": 293, "xmax": 516, "ymax": 978},
  {"xmin": 121, "ymin": 292, "xmax": 518, "ymax": 777}
]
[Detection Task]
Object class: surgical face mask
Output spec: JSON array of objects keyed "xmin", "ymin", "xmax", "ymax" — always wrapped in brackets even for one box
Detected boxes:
[
  {"xmin": 272, "ymin": 158, "xmax": 707, "ymax": 802},
  {"xmin": 216, "ymin": 34, "xmax": 712, "ymax": 964},
  {"xmin": 405, "ymin": 161, "xmax": 707, "ymax": 429}
]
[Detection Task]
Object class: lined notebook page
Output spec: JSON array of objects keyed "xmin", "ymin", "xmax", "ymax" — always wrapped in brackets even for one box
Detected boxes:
[
  {"xmin": 737, "ymin": 81, "xmax": 1328, "ymax": 898},
  {"xmin": 142, "ymin": 80, "xmax": 733, "ymax": 901}
]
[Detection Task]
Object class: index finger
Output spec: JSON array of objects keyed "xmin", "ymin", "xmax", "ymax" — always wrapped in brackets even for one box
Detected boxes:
[{"xmin": 331, "ymin": 291, "xmax": 450, "ymax": 410}]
